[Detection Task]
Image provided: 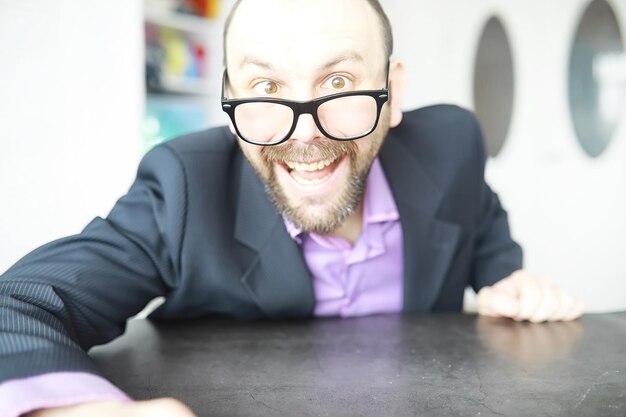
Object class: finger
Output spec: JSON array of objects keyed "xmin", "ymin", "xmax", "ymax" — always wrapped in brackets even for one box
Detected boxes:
[
  {"xmin": 476, "ymin": 271, "xmax": 525, "ymax": 317},
  {"xmin": 548, "ymin": 291, "xmax": 576, "ymax": 322},
  {"xmin": 529, "ymin": 283, "xmax": 561, "ymax": 323},
  {"xmin": 550, "ymin": 290, "xmax": 584, "ymax": 322},
  {"xmin": 477, "ymin": 286, "xmax": 497, "ymax": 316},
  {"xmin": 563, "ymin": 298, "xmax": 584, "ymax": 321},
  {"xmin": 516, "ymin": 277, "xmax": 543, "ymax": 321},
  {"xmin": 490, "ymin": 274, "xmax": 520, "ymax": 298},
  {"xmin": 134, "ymin": 398, "xmax": 197, "ymax": 417},
  {"xmin": 477, "ymin": 286, "xmax": 520, "ymax": 318}
]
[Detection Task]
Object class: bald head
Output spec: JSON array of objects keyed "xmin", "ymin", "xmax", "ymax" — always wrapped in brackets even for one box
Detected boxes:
[{"xmin": 223, "ymin": 0, "xmax": 393, "ymax": 67}]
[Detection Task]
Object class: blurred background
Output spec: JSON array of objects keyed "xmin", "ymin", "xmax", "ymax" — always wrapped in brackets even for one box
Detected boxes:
[{"xmin": 0, "ymin": 0, "xmax": 624, "ymax": 312}]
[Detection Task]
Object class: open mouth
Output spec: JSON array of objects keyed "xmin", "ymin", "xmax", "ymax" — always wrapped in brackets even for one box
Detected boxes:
[{"xmin": 278, "ymin": 155, "xmax": 346, "ymax": 186}]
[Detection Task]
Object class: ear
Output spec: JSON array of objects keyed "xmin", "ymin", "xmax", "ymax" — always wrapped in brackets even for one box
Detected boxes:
[{"xmin": 388, "ymin": 59, "xmax": 406, "ymax": 128}]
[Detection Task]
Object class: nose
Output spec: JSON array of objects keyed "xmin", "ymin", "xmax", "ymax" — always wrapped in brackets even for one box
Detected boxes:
[{"xmin": 290, "ymin": 113, "xmax": 321, "ymax": 144}]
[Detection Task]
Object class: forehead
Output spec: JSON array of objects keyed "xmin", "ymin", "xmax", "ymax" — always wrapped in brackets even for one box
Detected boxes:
[{"xmin": 226, "ymin": 0, "xmax": 385, "ymax": 72}]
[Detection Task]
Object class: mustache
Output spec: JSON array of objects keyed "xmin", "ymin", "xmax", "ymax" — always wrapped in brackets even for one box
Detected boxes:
[{"xmin": 260, "ymin": 139, "xmax": 357, "ymax": 164}]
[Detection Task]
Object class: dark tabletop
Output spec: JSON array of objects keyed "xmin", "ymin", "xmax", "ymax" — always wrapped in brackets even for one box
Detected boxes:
[{"xmin": 89, "ymin": 312, "xmax": 626, "ymax": 417}]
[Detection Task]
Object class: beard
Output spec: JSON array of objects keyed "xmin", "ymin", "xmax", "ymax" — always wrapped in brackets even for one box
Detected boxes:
[{"xmin": 242, "ymin": 110, "xmax": 390, "ymax": 234}]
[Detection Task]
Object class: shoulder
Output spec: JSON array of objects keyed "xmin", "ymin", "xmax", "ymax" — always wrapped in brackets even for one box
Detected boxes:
[
  {"xmin": 138, "ymin": 125, "xmax": 238, "ymax": 176},
  {"xmin": 388, "ymin": 104, "xmax": 486, "ymax": 175},
  {"xmin": 127, "ymin": 126, "xmax": 242, "ymax": 253},
  {"xmin": 381, "ymin": 105, "xmax": 487, "ymax": 205},
  {"xmin": 393, "ymin": 104, "xmax": 483, "ymax": 154},
  {"xmin": 402, "ymin": 104, "xmax": 478, "ymax": 126},
  {"xmin": 161, "ymin": 125, "xmax": 236, "ymax": 155},
  {"xmin": 132, "ymin": 126, "xmax": 242, "ymax": 213}
]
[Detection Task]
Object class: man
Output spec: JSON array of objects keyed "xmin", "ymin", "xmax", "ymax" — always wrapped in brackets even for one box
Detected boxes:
[{"xmin": 0, "ymin": 0, "xmax": 583, "ymax": 416}]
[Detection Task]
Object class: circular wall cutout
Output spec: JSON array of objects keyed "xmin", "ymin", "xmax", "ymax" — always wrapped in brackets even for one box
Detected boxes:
[
  {"xmin": 473, "ymin": 16, "xmax": 515, "ymax": 158},
  {"xmin": 569, "ymin": 0, "xmax": 625, "ymax": 158}
]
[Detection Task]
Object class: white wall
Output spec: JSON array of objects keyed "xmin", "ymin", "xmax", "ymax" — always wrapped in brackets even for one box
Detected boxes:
[
  {"xmin": 384, "ymin": 0, "xmax": 626, "ymax": 312},
  {"xmin": 0, "ymin": 0, "xmax": 144, "ymax": 271}
]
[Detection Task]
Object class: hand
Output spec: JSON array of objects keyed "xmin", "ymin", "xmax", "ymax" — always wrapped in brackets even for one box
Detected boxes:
[
  {"xmin": 25, "ymin": 398, "xmax": 197, "ymax": 417},
  {"xmin": 476, "ymin": 270, "xmax": 583, "ymax": 323}
]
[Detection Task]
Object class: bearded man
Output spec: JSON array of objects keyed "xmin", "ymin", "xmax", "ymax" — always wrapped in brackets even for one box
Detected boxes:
[{"xmin": 0, "ymin": 0, "xmax": 582, "ymax": 416}]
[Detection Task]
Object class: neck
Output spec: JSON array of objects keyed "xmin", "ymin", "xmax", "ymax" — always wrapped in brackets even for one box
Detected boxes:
[{"xmin": 326, "ymin": 202, "xmax": 364, "ymax": 245}]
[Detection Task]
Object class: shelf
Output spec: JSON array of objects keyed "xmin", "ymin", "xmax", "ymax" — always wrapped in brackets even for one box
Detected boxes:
[
  {"xmin": 148, "ymin": 74, "xmax": 213, "ymax": 96},
  {"xmin": 143, "ymin": 1, "xmax": 222, "ymax": 149}
]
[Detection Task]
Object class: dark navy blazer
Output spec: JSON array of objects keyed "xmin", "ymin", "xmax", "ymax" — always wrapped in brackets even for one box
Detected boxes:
[{"xmin": 0, "ymin": 105, "xmax": 522, "ymax": 382}]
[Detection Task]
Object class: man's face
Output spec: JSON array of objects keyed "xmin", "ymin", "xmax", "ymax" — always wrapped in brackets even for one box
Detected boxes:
[{"xmin": 225, "ymin": 0, "xmax": 402, "ymax": 234}]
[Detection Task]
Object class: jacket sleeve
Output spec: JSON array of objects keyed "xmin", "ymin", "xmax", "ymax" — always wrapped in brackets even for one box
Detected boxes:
[
  {"xmin": 469, "ymin": 118, "xmax": 523, "ymax": 291},
  {"xmin": 0, "ymin": 144, "xmax": 185, "ymax": 383}
]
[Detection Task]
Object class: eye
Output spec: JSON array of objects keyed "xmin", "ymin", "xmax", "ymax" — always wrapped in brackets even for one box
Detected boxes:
[
  {"xmin": 253, "ymin": 80, "xmax": 279, "ymax": 95},
  {"xmin": 331, "ymin": 76, "xmax": 346, "ymax": 89},
  {"xmin": 323, "ymin": 75, "xmax": 351, "ymax": 91},
  {"xmin": 264, "ymin": 81, "xmax": 279, "ymax": 95}
]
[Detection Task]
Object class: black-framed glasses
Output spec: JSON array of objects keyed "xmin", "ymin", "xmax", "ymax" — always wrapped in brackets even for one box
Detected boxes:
[{"xmin": 221, "ymin": 63, "xmax": 390, "ymax": 146}]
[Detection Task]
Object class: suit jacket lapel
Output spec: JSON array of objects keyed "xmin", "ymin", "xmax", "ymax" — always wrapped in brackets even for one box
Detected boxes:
[
  {"xmin": 233, "ymin": 125, "xmax": 461, "ymax": 316},
  {"xmin": 379, "ymin": 131, "xmax": 461, "ymax": 312},
  {"xmin": 234, "ymin": 154, "xmax": 315, "ymax": 318}
]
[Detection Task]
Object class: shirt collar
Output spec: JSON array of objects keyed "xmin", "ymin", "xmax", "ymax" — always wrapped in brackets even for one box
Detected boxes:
[{"xmin": 283, "ymin": 157, "xmax": 399, "ymax": 243}]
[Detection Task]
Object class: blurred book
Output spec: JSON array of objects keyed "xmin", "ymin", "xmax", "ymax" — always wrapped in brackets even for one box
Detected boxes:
[
  {"xmin": 178, "ymin": 0, "xmax": 221, "ymax": 18},
  {"xmin": 145, "ymin": 23, "xmax": 209, "ymax": 95}
]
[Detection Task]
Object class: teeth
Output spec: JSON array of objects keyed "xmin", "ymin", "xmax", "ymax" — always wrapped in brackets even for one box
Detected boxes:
[
  {"xmin": 290, "ymin": 172, "xmax": 332, "ymax": 185},
  {"xmin": 285, "ymin": 157, "xmax": 337, "ymax": 172}
]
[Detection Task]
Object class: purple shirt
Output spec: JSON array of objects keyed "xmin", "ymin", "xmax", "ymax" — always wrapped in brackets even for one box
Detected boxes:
[
  {"xmin": 0, "ymin": 158, "xmax": 404, "ymax": 416},
  {"xmin": 285, "ymin": 158, "xmax": 404, "ymax": 317},
  {"xmin": 0, "ymin": 372, "xmax": 129, "ymax": 417}
]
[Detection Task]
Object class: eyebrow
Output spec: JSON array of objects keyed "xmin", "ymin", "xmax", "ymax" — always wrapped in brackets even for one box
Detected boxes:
[
  {"xmin": 239, "ymin": 57, "xmax": 275, "ymax": 71},
  {"xmin": 319, "ymin": 52, "xmax": 365, "ymax": 70},
  {"xmin": 238, "ymin": 52, "xmax": 366, "ymax": 73}
]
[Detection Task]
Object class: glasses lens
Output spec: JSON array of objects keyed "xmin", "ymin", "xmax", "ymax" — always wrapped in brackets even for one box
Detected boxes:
[
  {"xmin": 318, "ymin": 95, "xmax": 378, "ymax": 139},
  {"xmin": 234, "ymin": 102, "xmax": 293, "ymax": 144}
]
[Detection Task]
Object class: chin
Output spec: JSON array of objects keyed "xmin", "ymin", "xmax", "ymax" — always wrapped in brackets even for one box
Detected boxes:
[{"xmin": 283, "ymin": 195, "xmax": 355, "ymax": 234}]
